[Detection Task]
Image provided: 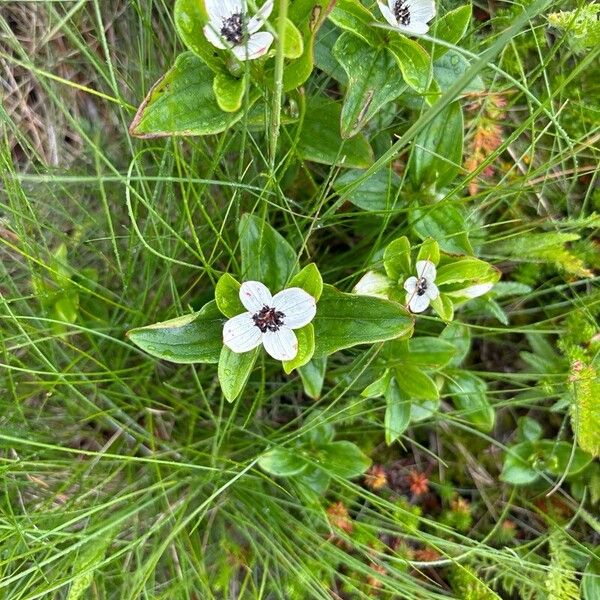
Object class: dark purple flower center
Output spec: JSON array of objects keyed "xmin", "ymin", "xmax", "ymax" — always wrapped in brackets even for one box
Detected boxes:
[
  {"xmin": 221, "ymin": 12, "xmax": 246, "ymax": 45},
  {"xmin": 253, "ymin": 305, "xmax": 285, "ymax": 333},
  {"xmin": 393, "ymin": 0, "xmax": 411, "ymax": 26},
  {"xmin": 416, "ymin": 277, "xmax": 428, "ymax": 296}
]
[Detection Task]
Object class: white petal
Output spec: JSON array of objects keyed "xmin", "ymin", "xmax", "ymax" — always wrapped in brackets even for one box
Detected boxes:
[
  {"xmin": 248, "ymin": 0, "xmax": 273, "ymax": 34},
  {"xmin": 425, "ymin": 281, "xmax": 439, "ymax": 300},
  {"xmin": 204, "ymin": 0, "xmax": 241, "ymax": 21},
  {"xmin": 203, "ymin": 23, "xmax": 228, "ymax": 49},
  {"xmin": 415, "ymin": 260, "xmax": 436, "ymax": 282},
  {"xmin": 396, "ymin": 21, "xmax": 430, "ymax": 35},
  {"xmin": 403, "ymin": 276, "xmax": 418, "ymax": 294},
  {"xmin": 232, "ymin": 31, "xmax": 273, "ymax": 60},
  {"xmin": 272, "ymin": 287, "xmax": 316, "ymax": 329},
  {"xmin": 407, "ymin": 292, "xmax": 431, "ymax": 313},
  {"xmin": 378, "ymin": 1, "xmax": 400, "ymax": 28},
  {"xmin": 223, "ymin": 312, "xmax": 262, "ymax": 353},
  {"xmin": 353, "ymin": 271, "xmax": 391, "ymax": 298},
  {"xmin": 262, "ymin": 327, "xmax": 298, "ymax": 361},
  {"xmin": 239, "ymin": 281, "xmax": 272, "ymax": 312},
  {"xmin": 461, "ymin": 283, "xmax": 494, "ymax": 298},
  {"xmin": 407, "ymin": 0, "xmax": 436, "ymax": 23}
]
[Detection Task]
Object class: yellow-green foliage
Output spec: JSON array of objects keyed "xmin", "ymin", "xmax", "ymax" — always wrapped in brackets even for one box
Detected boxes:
[
  {"xmin": 570, "ymin": 360, "xmax": 600, "ymax": 458},
  {"xmin": 546, "ymin": 534, "xmax": 580, "ymax": 600},
  {"xmin": 448, "ymin": 565, "xmax": 501, "ymax": 600},
  {"xmin": 548, "ymin": 4, "xmax": 600, "ymax": 53}
]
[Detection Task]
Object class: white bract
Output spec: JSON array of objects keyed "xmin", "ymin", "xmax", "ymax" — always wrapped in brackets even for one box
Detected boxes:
[
  {"xmin": 203, "ymin": 0, "xmax": 274, "ymax": 61},
  {"xmin": 352, "ymin": 271, "xmax": 391, "ymax": 299},
  {"xmin": 377, "ymin": 0, "xmax": 436, "ymax": 35},
  {"xmin": 403, "ymin": 260, "xmax": 439, "ymax": 313},
  {"xmin": 223, "ymin": 281, "xmax": 316, "ymax": 361}
]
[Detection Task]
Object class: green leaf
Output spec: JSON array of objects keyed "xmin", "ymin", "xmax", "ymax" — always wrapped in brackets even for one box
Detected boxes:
[
  {"xmin": 296, "ymin": 96, "xmax": 374, "ymax": 168},
  {"xmin": 284, "ymin": 18, "xmax": 304, "ymax": 58},
  {"xmin": 448, "ymin": 373, "xmax": 494, "ymax": 432},
  {"xmin": 427, "ymin": 5, "xmax": 472, "ymax": 60},
  {"xmin": 402, "ymin": 337, "xmax": 456, "ymax": 369},
  {"xmin": 539, "ymin": 440, "xmax": 595, "ymax": 476},
  {"xmin": 395, "ymin": 364, "xmax": 439, "ymax": 400},
  {"xmin": 213, "ymin": 72, "xmax": 247, "ymax": 113},
  {"xmin": 54, "ymin": 290, "xmax": 79, "ymax": 324},
  {"xmin": 517, "ymin": 416, "xmax": 543, "ymax": 443},
  {"xmin": 284, "ymin": 0, "xmax": 333, "ymax": 90},
  {"xmin": 411, "ymin": 397, "xmax": 440, "ymax": 422},
  {"xmin": 501, "ymin": 440, "xmax": 594, "ymax": 485},
  {"xmin": 384, "ymin": 236, "xmax": 412, "ymax": 280},
  {"xmin": 329, "ymin": 0, "xmax": 380, "ymax": 44},
  {"xmin": 304, "ymin": 411, "xmax": 335, "ymax": 445},
  {"xmin": 297, "ymin": 466, "xmax": 330, "ymax": 494},
  {"xmin": 218, "ymin": 346, "xmax": 259, "ymax": 402},
  {"xmin": 67, "ymin": 531, "xmax": 115, "ymax": 600},
  {"xmin": 215, "ymin": 273, "xmax": 244, "ymax": 317},
  {"xmin": 129, "ymin": 53, "xmax": 242, "ymax": 138},
  {"xmin": 174, "ymin": 0, "xmax": 226, "ymax": 74},
  {"xmin": 385, "ymin": 379, "xmax": 411, "ymax": 445},
  {"xmin": 500, "ymin": 445, "xmax": 540, "ymax": 485},
  {"xmin": 430, "ymin": 294, "xmax": 454, "ymax": 322},
  {"xmin": 334, "ymin": 168, "xmax": 400, "ymax": 211},
  {"xmin": 283, "ymin": 324, "xmax": 315, "ymax": 373},
  {"xmin": 362, "ymin": 369, "xmax": 392, "ymax": 398},
  {"xmin": 127, "ymin": 300, "xmax": 223, "ymax": 364},
  {"xmin": 313, "ymin": 285, "xmax": 414, "ymax": 358},
  {"xmin": 238, "ymin": 214, "xmax": 298, "ymax": 291},
  {"xmin": 388, "ymin": 36, "xmax": 432, "ymax": 94},
  {"xmin": 409, "ymin": 202, "xmax": 473, "ymax": 254},
  {"xmin": 433, "ymin": 51, "xmax": 485, "ymax": 95},
  {"xmin": 416, "ymin": 238, "xmax": 440, "ymax": 265},
  {"xmin": 334, "ymin": 33, "xmax": 407, "ymax": 138},
  {"xmin": 411, "ymin": 101, "xmax": 463, "ymax": 189},
  {"xmin": 436, "ymin": 257, "xmax": 499, "ymax": 286},
  {"xmin": 582, "ymin": 557, "xmax": 600, "ymax": 600},
  {"xmin": 289, "ymin": 263, "xmax": 323, "ymax": 301},
  {"xmin": 298, "ymin": 357, "xmax": 327, "ymax": 399},
  {"xmin": 318, "ymin": 441, "xmax": 371, "ymax": 478},
  {"xmin": 259, "ymin": 448, "xmax": 308, "ymax": 476},
  {"xmin": 440, "ymin": 322, "xmax": 471, "ymax": 367},
  {"xmin": 314, "ymin": 20, "xmax": 348, "ymax": 84}
]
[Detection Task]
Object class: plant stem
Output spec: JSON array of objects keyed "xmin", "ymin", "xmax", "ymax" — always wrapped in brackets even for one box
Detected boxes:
[{"xmin": 269, "ymin": 0, "xmax": 287, "ymax": 170}]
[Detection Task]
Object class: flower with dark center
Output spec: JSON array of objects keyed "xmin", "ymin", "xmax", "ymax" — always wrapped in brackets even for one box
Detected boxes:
[
  {"xmin": 220, "ymin": 12, "xmax": 245, "ymax": 46},
  {"xmin": 415, "ymin": 276, "xmax": 428, "ymax": 296},
  {"xmin": 203, "ymin": 0, "xmax": 274, "ymax": 61},
  {"xmin": 223, "ymin": 281, "xmax": 317, "ymax": 361},
  {"xmin": 252, "ymin": 305, "xmax": 285, "ymax": 333},
  {"xmin": 377, "ymin": 0, "xmax": 436, "ymax": 35},
  {"xmin": 403, "ymin": 260, "xmax": 439, "ymax": 313},
  {"xmin": 393, "ymin": 0, "xmax": 411, "ymax": 26}
]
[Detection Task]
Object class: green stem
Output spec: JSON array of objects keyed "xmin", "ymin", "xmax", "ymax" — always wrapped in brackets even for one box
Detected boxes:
[{"xmin": 269, "ymin": 0, "xmax": 288, "ymax": 169}]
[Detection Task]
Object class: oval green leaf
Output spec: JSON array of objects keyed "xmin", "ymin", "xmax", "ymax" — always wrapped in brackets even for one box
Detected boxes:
[
  {"xmin": 313, "ymin": 285, "xmax": 414, "ymax": 358},
  {"xmin": 127, "ymin": 300, "xmax": 223, "ymax": 364}
]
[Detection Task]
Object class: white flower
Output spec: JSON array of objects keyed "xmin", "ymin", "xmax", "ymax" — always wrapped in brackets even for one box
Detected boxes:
[
  {"xmin": 403, "ymin": 260, "xmax": 439, "ymax": 313},
  {"xmin": 223, "ymin": 281, "xmax": 316, "ymax": 361},
  {"xmin": 353, "ymin": 271, "xmax": 391, "ymax": 299},
  {"xmin": 377, "ymin": 0, "xmax": 436, "ymax": 35},
  {"xmin": 203, "ymin": 0, "xmax": 274, "ymax": 61}
]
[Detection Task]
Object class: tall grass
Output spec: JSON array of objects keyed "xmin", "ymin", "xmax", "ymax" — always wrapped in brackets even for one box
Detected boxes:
[{"xmin": 0, "ymin": 0, "xmax": 598, "ymax": 598}]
